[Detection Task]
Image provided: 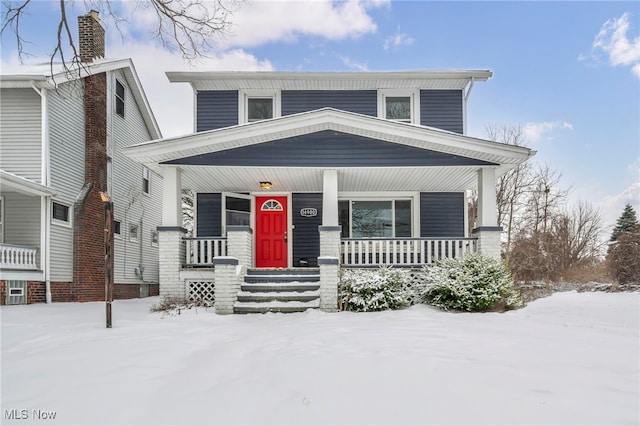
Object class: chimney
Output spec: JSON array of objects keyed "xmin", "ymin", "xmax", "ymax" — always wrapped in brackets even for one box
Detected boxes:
[{"xmin": 78, "ymin": 10, "xmax": 105, "ymax": 63}]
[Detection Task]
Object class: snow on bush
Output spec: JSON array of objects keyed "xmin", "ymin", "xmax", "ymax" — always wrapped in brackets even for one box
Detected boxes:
[
  {"xmin": 420, "ymin": 253, "xmax": 523, "ymax": 312},
  {"xmin": 340, "ymin": 267, "xmax": 411, "ymax": 312}
]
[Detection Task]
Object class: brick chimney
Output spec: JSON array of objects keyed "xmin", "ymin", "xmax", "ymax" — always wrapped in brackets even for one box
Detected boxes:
[{"xmin": 77, "ymin": 10, "xmax": 105, "ymax": 62}]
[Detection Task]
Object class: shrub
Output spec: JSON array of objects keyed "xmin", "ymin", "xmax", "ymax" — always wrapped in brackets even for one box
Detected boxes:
[
  {"xmin": 339, "ymin": 267, "xmax": 410, "ymax": 312},
  {"xmin": 420, "ymin": 254, "xmax": 522, "ymax": 312}
]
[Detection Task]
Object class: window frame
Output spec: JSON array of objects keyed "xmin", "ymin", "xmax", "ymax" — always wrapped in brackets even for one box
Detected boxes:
[
  {"xmin": 51, "ymin": 200, "xmax": 72, "ymax": 228},
  {"xmin": 129, "ymin": 223, "xmax": 140, "ymax": 242},
  {"xmin": 142, "ymin": 167, "xmax": 150, "ymax": 196},
  {"xmin": 338, "ymin": 193, "xmax": 418, "ymax": 239},
  {"xmin": 377, "ymin": 89, "xmax": 420, "ymax": 125},
  {"xmin": 113, "ymin": 220, "xmax": 122, "ymax": 238},
  {"xmin": 150, "ymin": 230, "xmax": 159, "ymax": 247},
  {"xmin": 115, "ymin": 79, "xmax": 125, "ymax": 118},
  {"xmin": 238, "ymin": 89, "xmax": 281, "ymax": 124}
]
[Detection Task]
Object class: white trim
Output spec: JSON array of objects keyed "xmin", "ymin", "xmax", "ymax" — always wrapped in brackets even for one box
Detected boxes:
[
  {"xmin": 0, "ymin": 170, "xmax": 57, "ymax": 197},
  {"xmin": 238, "ymin": 89, "xmax": 281, "ymax": 125},
  {"xmin": 51, "ymin": 200, "xmax": 72, "ymax": 228},
  {"xmin": 377, "ymin": 88, "xmax": 420, "ymax": 125}
]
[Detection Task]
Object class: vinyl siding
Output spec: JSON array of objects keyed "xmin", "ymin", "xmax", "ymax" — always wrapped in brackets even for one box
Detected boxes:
[
  {"xmin": 196, "ymin": 90, "xmax": 238, "ymax": 131},
  {"xmin": 292, "ymin": 193, "xmax": 323, "ymax": 267},
  {"xmin": 166, "ymin": 130, "xmax": 494, "ymax": 167},
  {"xmin": 196, "ymin": 193, "xmax": 222, "ymax": 237},
  {"xmin": 282, "ymin": 90, "xmax": 377, "ymax": 116},
  {"xmin": 110, "ymin": 69, "xmax": 162, "ymax": 285},
  {"xmin": 48, "ymin": 82, "xmax": 85, "ymax": 281},
  {"xmin": 420, "ymin": 192, "xmax": 465, "ymax": 238},
  {"xmin": 0, "ymin": 88, "xmax": 42, "ymax": 182},
  {"xmin": 1, "ymin": 192, "xmax": 41, "ymax": 265},
  {"xmin": 420, "ymin": 90, "xmax": 464, "ymax": 133}
]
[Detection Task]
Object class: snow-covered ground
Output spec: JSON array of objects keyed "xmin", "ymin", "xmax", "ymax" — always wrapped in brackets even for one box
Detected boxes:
[{"xmin": 1, "ymin": 291, "xmax": 638, "ymax": 426}]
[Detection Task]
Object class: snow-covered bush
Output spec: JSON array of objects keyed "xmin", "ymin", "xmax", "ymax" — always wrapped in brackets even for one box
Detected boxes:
[
  {"xmin": 340, "ymin": 267, "xmax": 411, "ymax": 312},
  {"xmin": 420, "ymin": 254, "xmax": 522, "ymax": 312}
]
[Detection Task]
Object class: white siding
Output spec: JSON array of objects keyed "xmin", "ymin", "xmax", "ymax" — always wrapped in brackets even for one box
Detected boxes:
[
  {"xmin": 2, "ymin": 192, "xmax": 41, "ymax": 249},
  {"xmin": 110, "ymin": 69, "xmax": 162, "ymax": 285},
  {"xmin": 0, "ymin": 88, "xmax": 42, "ymax": 182},
  {"xmin": 47, "ymin": 82, "xmax": 85, "ymax": 282}
]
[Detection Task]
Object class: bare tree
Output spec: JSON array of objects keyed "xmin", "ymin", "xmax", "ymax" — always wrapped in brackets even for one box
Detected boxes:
[
  {"xmin": 2, "ymin": 0, "xmax": 239, "ymax": 73},
  {"xmin": 485, "ymin": 125, "xmax": 534, "ymax": 259}
]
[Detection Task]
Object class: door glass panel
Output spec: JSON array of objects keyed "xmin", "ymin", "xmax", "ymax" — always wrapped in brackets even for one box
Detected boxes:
[{"xmin": 352, "ymin": 201, "xmax": 392, "ymax": 238}]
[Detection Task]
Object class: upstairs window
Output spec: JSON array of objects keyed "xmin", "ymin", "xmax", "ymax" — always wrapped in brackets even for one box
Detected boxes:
[
  {"xmin": 115, "ymin": 80, "xmax": 125, "ymax": 118},
  {"xmin": 247, "ymin": 98, "xmax": 273, "ymax": 122},
  {"xmin": 142, "ymin": 167, "xmax": 150, "ymax": 195},
  {"xmin": 378, "ymin": 89, "xmax": 419, "ymax": 124},
  {"xmin": 239, "ymin": 90, "xmax": 280, "ymax": 124}
]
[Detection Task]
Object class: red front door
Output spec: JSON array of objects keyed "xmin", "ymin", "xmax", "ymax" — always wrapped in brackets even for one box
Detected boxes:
[{"xmin": 255, "ymin": 196, "xmax": 288, "ymax": 268}]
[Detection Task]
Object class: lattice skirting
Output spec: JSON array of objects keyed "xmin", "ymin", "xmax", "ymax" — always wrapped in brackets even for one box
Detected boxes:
[{"xmin": 186, "ymin": 280, "xmax": 215, "ymax": 303}]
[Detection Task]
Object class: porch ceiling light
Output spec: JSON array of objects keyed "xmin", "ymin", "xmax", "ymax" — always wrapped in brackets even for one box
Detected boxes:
[{"xmin": 259, "ymin": 181, "xmax": 273, "ymax": 190}]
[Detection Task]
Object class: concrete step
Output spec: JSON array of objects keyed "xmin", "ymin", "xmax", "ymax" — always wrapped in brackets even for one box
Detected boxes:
[
  {"xmin": 244, "ymin": 268, "xmax": 320, "ymax": 283},
  {"xmin": 240, "ymin": 282, "xmax": 320, "ymax": 293},
  {"xmin": 237, "ymin": 290, "xmax": 320, "ymax": 303},
  {"xmin": 234, "ymin": 299, "xmax": 320, "ymax": 314}
]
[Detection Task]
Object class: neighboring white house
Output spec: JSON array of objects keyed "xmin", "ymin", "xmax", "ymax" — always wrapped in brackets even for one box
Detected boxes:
[
  {"xmin": 0, "ymin": 11, "xmax": 162, "ymax": 305},
  {"xmin": 123, "ymin": 70, "xmax": 536, "ymax": 314}
]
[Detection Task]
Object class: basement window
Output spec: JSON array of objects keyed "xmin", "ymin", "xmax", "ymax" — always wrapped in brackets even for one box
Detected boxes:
[{"xmin": 115, "ymin": 79, "xmax": 125, "ymax": 118}]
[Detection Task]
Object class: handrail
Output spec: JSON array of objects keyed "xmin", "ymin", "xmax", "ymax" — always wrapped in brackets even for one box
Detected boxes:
[
  {"xmin": 183, "ymin": 237, "xmax": 227, "ymax": 265},
  {"xmin": 0, "ymin": 244, "xmax": 39, "ymax": 270}
]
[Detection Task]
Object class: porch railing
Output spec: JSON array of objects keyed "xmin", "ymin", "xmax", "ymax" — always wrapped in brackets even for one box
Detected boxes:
[
  {"xmin": 0, "ymin": 244, "xmax": 39, "ymax": 270},
  {"xmin": 341, "ymin": 237, "xmax": 477, "ymax": 267},
  {"xmin": 184, "ymin": 237, "xmax": 227, "ymax": 266}
]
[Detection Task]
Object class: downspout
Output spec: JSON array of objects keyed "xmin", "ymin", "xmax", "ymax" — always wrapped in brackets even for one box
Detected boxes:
[
  {"xmin": 463, "ymin": 77, "xmax": 475, "ymax": 136},
  {"xmin": 35, "ymin": 83, "xmax": 53, "ymax": 303}
]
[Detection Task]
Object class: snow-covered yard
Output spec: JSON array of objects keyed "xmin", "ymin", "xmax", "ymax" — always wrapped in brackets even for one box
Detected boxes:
[{"xmin": 1, "ymin": 291, "xmax": 638, "ymax": 426}]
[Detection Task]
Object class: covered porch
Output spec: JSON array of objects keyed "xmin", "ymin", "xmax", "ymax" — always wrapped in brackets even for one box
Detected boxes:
[{"xmin": 123, "ymin": 108, "xmax": 533, "ymax": 312}]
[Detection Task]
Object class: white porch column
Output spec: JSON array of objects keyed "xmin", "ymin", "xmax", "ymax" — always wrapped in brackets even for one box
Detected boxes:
[
  {"xmin": 473, "ymin": 167, "xmax": 502, "ymax": 259},
  {"xmin": 477, "ymin": 167, "xmax": 497, "ymax": 227},
  {"xmin": 322, "ymin": 169, "xmax": 339, "ymax": 226},
  {"xmin": 158, "ymin": 166, "xmax": 186, "ymax": 301}
]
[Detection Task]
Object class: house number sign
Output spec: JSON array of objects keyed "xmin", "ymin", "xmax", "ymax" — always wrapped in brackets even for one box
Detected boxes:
[{"xmin": 300, "ymin": 208, "xmax": 318, "ymax": 217}]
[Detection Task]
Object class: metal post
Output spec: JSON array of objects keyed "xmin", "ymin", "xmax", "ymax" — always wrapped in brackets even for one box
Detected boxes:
[{"xmin": 101, "ymin": 192, "xmax": 113, "ymax": 328}]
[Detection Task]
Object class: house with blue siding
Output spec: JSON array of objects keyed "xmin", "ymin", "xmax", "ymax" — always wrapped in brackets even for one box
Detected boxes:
[
  {"xmin": 0, "ymin": 12, "xmax": 162, "ymax": 304},
  {"xmin": 124, "ymin": 70, "xmax": 535, "ymax": 313}
]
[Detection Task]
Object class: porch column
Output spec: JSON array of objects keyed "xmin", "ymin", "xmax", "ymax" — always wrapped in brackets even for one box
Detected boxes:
[
  {"xmin": 158, "ymin": 166, "xmax": 186, "ymax": 301},
  {"xmin": 213, "ymin": 257, "xmax": 241, "ymax": 315},
  {"xmin": 473, "ymin": 168, "xmax": 502, "ymax": 259},
  {"xmin": 319, "ymin": 169, "xmax": 340, "ymax": 311},
  {"xmin": 226, "ymin": 226, "xmax": 253, "ymax": 268}
]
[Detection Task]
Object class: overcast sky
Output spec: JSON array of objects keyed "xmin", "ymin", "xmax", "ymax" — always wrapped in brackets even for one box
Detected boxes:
[{"xmin": 1, "ymin": 0, "xmax": 639, "ymax": 230}]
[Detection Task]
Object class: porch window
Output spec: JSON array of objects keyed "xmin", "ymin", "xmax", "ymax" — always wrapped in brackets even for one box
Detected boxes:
[
  {"xmin": 339, "ymin": 199, "xmax": 412, "ymax": 238},
  {"xmin": 225, "ymin": 196, "xmax": 251, "ymax": 226}
]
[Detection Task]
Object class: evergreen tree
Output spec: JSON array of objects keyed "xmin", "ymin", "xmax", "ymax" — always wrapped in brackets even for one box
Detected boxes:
[{"xmin": 610, "ymin": 204, "xmax": 639, "ymax": 242}]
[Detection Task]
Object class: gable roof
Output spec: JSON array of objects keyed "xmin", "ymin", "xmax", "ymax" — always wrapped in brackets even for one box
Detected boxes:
[
  {"xmin": 0, "ymin": 59, "xmax": 161, "ymax": 140},
  {"xmin": 124, "ymin": 107, "xmax": 534, "ymax": 174}
]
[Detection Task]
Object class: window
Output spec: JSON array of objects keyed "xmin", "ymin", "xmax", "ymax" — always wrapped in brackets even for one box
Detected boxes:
[
  {"xmin": 239, "ymin": 90, "xmax": 280, "ymax": 124},
  {"xmin": 52, "ymin": 201, "xmax": 71, "ymax": 226},
  {"xmin": 339, "ymin": 199, "xmax": 412, "ymax": 238},
  {"xmin": 378, "ymin": 89, "xmax": 419, "ymax": 124},
  {"xmin": 113, "ymin": 220, "xmax": 121, "ymax": 236},
  {"xmin": 115, "ymin": 80, "xmax": 125, "ymax": 118},
  {"xmin": 225, "ymin": 196, "xmax": 251, "ymax": 226},
  {"xmin": 150, "ymin": 230, "xmax": 159, "ymax": 247},
  {"xmin": 129, "ymin": 224, "xmax": 139, "ymax": 242},
  {"xmin": 142, "ymin": 167, "xmax": 150, "ymax": 195},
  {"xmin": 247, "ymin": 98, "xmax": 273, "ymax": 122}
]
